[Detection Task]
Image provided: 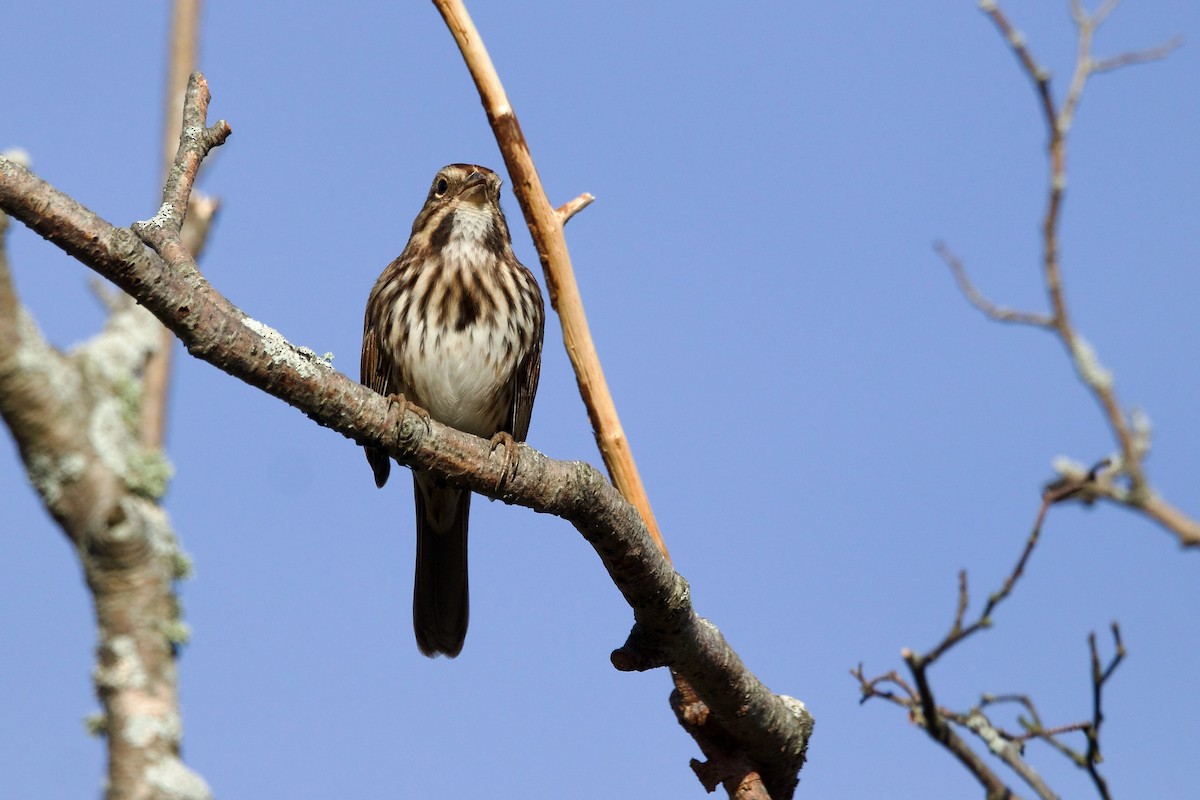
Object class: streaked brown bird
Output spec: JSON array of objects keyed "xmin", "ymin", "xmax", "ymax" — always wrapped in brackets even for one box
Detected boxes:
[{"xmin": 361, "ymin": 164, "xmax": 544, "ymax": 657}]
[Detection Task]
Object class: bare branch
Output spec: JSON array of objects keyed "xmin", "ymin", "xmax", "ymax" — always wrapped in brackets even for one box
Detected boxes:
[
  {"xmin": 919, "ymin": 481, "xmax": 1070, "ymax": 669},
  {"xmin": 956, "ymin": 709, "xmax": 1058, "ymax": 800},
  {"xmin": 855, "ymin": 474, "xmax": 1108, "ymax": 798},
  {"xmin": 1091, "ymin": 36, "xmax": 1182, "ymax": 73},
  {"xmin": 424, "ymin": 4, "xmax": 807, "ymax": 793},
  {"xmin": 1084, "ymin": 625, "xmax": 1125, "ymax": 799},
  {"xmin": 851, "ymin": 664, "xmax": 918, "ymax": 708},
  {"xmin": 673, "ymin": 674, "xmax": 775, "ymax": 800},
  {"xmin": 1060, "ymin": 3, "xmax": 1179, "ymax": 131},
  {"xmin": 960, "ymin": 1, "xmax": 1200, "ymax": 547},
  {"xmin": 900, "ymin": 648, "xmax": 1016, "ymax": 800},
  {"xmin": 857, "ymin": 465, "xmax": 1137, "ymax": 799},
  {"xmin": 132, "ymin": 75, "xmax": 229, "ymax": 251},
  {"xmin": 1091, "ymin": 0, "xmax": 1123, "ymax": 28},
  {"xmin": 979, "ymin": 1, "xmax": 1056, "ymax": 132}
]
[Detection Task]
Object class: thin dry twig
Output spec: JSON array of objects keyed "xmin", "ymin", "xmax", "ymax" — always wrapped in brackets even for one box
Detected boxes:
[
  {"xmin": 936, "ymin": 241, "xmax": 1053, "ymax": 327},
  {"xmin": 132, "ymin": 76, "xmax": 229, "ymax": 257},
  {"xmin": 430, "ymin": 0, "xmax": 669, "ymax": 561},
  {"xmin": 856, "ymin": 468, "xmax": 1114, "ymax": 798},
  {"xmin": 1092, "ymin": 37, "xmax": 1183, "ymax": 73},
  {"xmin": 921, "ymin": 479, "xmax": 1075, "ymax": 668},
  {"xmin": 1084, "ymin": 625, "xmax": 1125, "ymax": 799},
  {"xmin": 856, "ymin": 470, "xmax": 1132, "ymax": 799}
]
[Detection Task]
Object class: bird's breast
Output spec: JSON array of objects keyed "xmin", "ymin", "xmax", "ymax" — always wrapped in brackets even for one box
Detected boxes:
[
  {"xmin": 380, "ymin": 257, "xmax": 535, "ymax": 438},
  {"xmin": 400, "ymin": 317, "xmax": 518, "ymax": 437}
]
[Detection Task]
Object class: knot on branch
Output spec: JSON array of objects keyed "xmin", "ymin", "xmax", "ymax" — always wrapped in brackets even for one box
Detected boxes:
[{"xmin": 611, "ymin": 623, "xmax": 670, "ymax": 671}]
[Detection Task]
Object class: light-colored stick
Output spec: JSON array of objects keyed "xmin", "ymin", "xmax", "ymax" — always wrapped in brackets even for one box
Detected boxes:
[{"xmin": 433, "ymin": 0, "xmax": 668, "ymax": 559}]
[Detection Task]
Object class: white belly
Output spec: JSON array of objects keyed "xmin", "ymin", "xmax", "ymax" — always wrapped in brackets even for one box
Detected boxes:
[{"xmin": 399, "ymin": 318, "xmax": 516, "ymax": 438}]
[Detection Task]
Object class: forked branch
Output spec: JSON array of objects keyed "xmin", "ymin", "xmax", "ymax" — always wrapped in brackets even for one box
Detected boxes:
[
  {"xmin": 944, "ymin": 1, "xmax": 1195, "ymax": 547},
  {"xmin": 855, "ymin": 474, "xmax": 1127, "ymax": 798}
]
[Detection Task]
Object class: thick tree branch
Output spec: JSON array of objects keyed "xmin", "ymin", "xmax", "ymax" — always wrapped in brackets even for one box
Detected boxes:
[
  {"xmin": 0, "ymin": 98, "xmax": 811, "ymax": 794},
  {"xmin": 0, "ymin": 213, "xmax": 129, "ymax": 545},
  {"xmin": 2, "ymin": 8, "xmax": 216, "ymax": 794},
  {"xmin": 0, "ymin": 188, "xmax": 208, "ymax": 800}
]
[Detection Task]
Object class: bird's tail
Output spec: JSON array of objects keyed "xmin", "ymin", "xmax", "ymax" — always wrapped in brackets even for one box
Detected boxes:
[{"xmin": 412, "ymin": 471, "xmax": 470, "ymax": 658}]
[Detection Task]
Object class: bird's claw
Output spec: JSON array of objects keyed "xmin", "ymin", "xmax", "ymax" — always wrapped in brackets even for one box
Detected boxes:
[
  {"xmin": 386, "ymin": 392, "xmax": 432, "ymax": 435},
  {"xmin": 489, "ymin": 431, "xmax": 521, "ymax": 492}
]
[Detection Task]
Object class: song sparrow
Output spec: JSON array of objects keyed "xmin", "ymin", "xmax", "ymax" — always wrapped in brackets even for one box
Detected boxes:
[{"xmin": 361, "ymin": 164, "xmax": 545, "ymax": 657}]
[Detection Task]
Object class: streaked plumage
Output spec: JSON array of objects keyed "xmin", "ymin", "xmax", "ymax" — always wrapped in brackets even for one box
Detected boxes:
[{"xmin": 361, "ymin": 164, "xmax": 544, "ymax": 657}]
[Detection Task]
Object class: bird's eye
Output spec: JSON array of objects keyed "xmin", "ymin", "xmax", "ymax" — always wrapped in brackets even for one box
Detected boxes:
[{"xmin": 434, "ymin": 178, "xmax": 449, "ymax": 197}]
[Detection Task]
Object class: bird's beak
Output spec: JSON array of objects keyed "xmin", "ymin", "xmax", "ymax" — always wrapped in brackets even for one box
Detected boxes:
[{"xmin": 458, "ymin": 172, "xmax": 489, "ymax": 206}]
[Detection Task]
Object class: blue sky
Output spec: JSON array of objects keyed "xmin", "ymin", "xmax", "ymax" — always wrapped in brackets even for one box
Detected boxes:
[{"xmin": 3, "ymin": 2, "xmax": 1198, "ymax": 797}]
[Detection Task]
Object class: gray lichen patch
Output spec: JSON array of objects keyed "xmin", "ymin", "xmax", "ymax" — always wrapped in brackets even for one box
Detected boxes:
[
  {"xmin": 143, "ymin": 503, "xmax": 186, "ymax": 562},
  {"xmin": 83, "ymin": 711, "xmax": 109, "ymax": 738},
  {"xmin": 86, "ymin": 393, "xmax": 174, "ymax": 498},
  {"xmin": 1069, "ymin": 335, "xmax": 1113, "ymax": 391},
  {"xmin": 15, "ymin": 309, "xmax": 81, "ymax": 393},
  {"xmin": 112, "ymin": 374, "xmax": 144, "ymax": 429},
  {"xmin": 170, "ymin": 550, "xmax": 194, "ymax": 580},
  {"xmin": 124, "ymin": 708, "xmax": 183, "ymax": 748},
  {"xmin": 93, "ymin": 635, "xmax": 148, "ymax": 691},
  {"xmin": 144, "ymin": 755, "xmax": 212, "ymax": 800},
  {"xmin": 75, "ymin": 303, "xmax": 162, "ymax": 383},
  {"xmin": 90, "ymin": 397, "xmax": 134, "ymax": 478},
  {"xmin": 125, "ymin": 448, "xmax": 174, "ymax": 499},
  {"xmin": 242, "ymin": 317, "xmax": 331, "ymax": 380},
  {"xmin": 26, "ymin": 450, "xmax": 87, "ymax": 508},
  {"xmin": 160, "ymin": 619, "xmax": 191, "ymax": 647}
]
